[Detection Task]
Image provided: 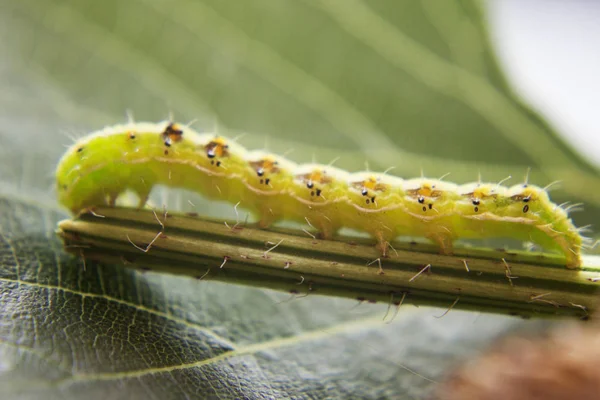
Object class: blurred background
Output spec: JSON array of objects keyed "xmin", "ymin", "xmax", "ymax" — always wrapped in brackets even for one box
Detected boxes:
[
  {"xmin": 489, "ymin": 0, "xmax": 600, "ymax": 167},
  {"xmin": 0, "ymin": 1, "xmax": 598, "ymax": 399}
]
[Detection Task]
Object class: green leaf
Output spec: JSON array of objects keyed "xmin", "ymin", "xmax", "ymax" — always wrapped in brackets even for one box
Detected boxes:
[{"xmin": 0, "ymin": 0, "xmax": 596, "ymax": 398}]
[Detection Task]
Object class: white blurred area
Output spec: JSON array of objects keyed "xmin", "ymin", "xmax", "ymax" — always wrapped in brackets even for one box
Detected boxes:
[{"xmin": 487, "ymin": 0, "xmax": 600, "ymax": 166}]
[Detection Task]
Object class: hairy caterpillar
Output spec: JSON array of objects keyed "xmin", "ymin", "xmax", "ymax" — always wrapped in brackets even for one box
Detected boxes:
[{"xmin": 55, "ymin": 121, "xmax": 590, "ymax": 268}]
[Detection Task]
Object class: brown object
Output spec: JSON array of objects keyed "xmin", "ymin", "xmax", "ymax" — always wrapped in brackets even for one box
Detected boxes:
[{"xmin": 434, "ymin": 323, "xmax": 600, "ymax": 400}]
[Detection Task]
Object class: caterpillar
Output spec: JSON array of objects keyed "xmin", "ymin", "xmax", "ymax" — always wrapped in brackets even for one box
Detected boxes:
[{"xmin": 55, "ymin": 120, "xmax": 590, "ymax": 269}]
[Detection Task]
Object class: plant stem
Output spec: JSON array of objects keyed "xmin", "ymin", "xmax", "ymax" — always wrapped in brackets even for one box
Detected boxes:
[{"xmin": 57, "ymin": 207, "xmax": 600, "ymax": 320}]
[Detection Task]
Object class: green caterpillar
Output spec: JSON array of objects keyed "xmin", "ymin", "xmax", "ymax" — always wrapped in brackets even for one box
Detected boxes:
[{"xmin": 55, "ymin": 121, "xmax": 591, "ymax": 268}]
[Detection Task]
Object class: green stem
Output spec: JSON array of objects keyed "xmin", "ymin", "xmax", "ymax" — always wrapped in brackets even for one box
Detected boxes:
[{"xmin": 57, "ymin": 207, "xmax": 600, "ymax": 320}]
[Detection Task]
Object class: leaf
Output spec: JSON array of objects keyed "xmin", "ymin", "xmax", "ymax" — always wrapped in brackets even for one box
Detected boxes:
[{"xmin": 0, "ymin": 0, "xmax": 594, "ymax": 398}]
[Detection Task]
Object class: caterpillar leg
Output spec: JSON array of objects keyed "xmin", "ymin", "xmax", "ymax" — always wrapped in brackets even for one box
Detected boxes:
[
  {"xmin": 536, "ymin": 224, "xmax": 582, "ymax": 269},
  {"xmin": 374, "ymin": 231, "xmax": 389, "ymax": 258},
  {"xmin": 257, "ymin": 217, "xmax": 273, "ymax": 229},
  {"xmin": 553, "ymin": 239, "xmax": 582, "ymax": 269},
  {"xmin": 135, "ymin": 189, "xmax": 151, "ymax": 209},
  {"xmin": 305, "ymin": 210, "xmax": 339, "ymax": 240},
  {"xmin": 316, "ymin": 223, "xmax": 339, "ymax": 240},
  {"xmin": 427, "ymin": 233, "xmax": 454, "ymax": 255},
  {"xmin": 108, "ymin": 193, "xmax": 119, "ymax": 207},
  {"xmin": 565, "ymin": 251, "xmax": 581, "ymax": 269},
  {"xmin": 256, "ymin": 205, "xmax": 278, "ymax": 229}
]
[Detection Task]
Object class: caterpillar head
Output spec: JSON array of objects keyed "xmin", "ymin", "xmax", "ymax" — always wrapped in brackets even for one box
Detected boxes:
[{"xmin": 404, "ymin": 179, "xmax": 458, "ymax": 214}]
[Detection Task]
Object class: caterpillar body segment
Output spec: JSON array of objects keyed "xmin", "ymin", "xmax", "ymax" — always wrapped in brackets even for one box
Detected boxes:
[
  {"xmin": 55, "ymin": 121, "xmax": 587, "ymax": 268},
  {"xmin": 400, "ymin": 179, "xmax": 462, "ymax": 254},
  {"xmin": 341, "ymin": 173, "xmax": 416, "ymax": 256},
  {"xmin": 242, "ymin": 151, "xmax": 298, "ymax": 228},
  {"xmin": 289, "ymin": 164, "xmax": 351, "ymax": 240}
]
